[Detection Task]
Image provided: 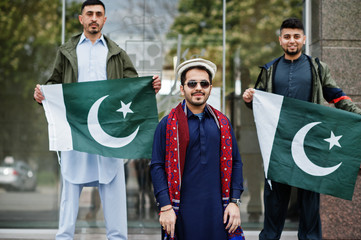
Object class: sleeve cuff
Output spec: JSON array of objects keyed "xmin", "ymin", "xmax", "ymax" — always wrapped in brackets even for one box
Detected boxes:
[
  {"xmin": 156, "ymin": 189, "xmax": 171, "ymax": 208},
  {"xmin": 230, "ymin": 189, "xmax": 241, "ymax": 199}
]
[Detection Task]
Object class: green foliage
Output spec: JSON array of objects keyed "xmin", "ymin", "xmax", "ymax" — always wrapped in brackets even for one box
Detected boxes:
[
  {"xmin": 0, "ymin": 0, "xmax": 81, "ymax": 93},
  {"xmin": 168, "ymin": 0, "xmax": 303, "ymax": 90},
  {"xmin": 0, "ymin": 0, "xmax": 81, "ymax": 166}
]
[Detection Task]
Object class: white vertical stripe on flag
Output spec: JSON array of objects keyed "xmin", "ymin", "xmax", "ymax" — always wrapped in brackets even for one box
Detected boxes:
[
  {"xmin": 253, "ymin": 90, "xmax": 284, "ymax": 178},
  {"xmin": 41, "ymin": 84, "xmax": 73, "ymax": 151}
]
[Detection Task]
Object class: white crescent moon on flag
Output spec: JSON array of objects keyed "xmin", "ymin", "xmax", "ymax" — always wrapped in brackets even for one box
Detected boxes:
[
  {"xmin": 87, "ymin": 95, "xmax": 139, "ymax": 148},
  {"xmin": 291, "ymin": 122, "xmax": 342, "ymax": 176}
]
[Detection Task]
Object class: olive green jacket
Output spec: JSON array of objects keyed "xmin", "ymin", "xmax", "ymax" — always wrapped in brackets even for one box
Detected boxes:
[
  {"xmin": 253, "ymin": 54, "xmax": 361, "ymax": 114},
  {"xmin": 46, "ymin": 33, "xmax": 138, "ymax": 84}
]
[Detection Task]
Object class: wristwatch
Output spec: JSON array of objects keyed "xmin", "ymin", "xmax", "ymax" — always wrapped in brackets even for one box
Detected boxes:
[{"xmin": 230, "ymin": 198, "xmax": 241, "ymax": 207}]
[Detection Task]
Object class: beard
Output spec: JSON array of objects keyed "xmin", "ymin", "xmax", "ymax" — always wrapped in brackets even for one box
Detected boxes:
[
  {"xmin": 283, "ymin": 45, "xmax": 302, "ymax": 56},
  {"xmin": 190, "ymin": 100, "xmax": 206, "ymax": 106},
  {"xmin": 89, "ymin": 30, "xmax": 99, "ymax": 34},
  {"xmin": 88, "ymin": 23, "xmax": 100, "ymax": 34},
  {"xmin": 185, "ymin": 92, "xmax": 209, "ymax": 107},
  {"xmin": 285, "ymin": 49, "xmax": 301, "ymax": 55}
]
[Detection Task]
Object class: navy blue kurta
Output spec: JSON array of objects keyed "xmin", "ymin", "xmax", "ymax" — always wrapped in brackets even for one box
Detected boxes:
[{"xmin": 151, "ymin": 106, "xmax": 243, "ymax": 240}]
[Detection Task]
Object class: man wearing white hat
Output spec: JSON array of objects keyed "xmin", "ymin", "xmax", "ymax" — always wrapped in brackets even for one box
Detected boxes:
[{"xmin": 150, "ymin": 58, "xmax": 245, "ymax": 240}]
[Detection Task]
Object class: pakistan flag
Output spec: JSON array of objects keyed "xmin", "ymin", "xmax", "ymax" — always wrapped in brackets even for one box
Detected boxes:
[
  {"xmin": 41, "ymin": 76, "xmax": 158, "ymax": 159},
  {"xmin": 253, "ymin": 90, "xmax": 361, "ymax": 200}
]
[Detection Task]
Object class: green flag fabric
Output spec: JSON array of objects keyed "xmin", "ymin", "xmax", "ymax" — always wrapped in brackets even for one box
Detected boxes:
[
  {"xmin": 41, "ymin": 76, "xmax": 158, "ymax": 159},
  {"xmin": 253, "ymin": 90, "xmax": 361, "ymax": 200}
]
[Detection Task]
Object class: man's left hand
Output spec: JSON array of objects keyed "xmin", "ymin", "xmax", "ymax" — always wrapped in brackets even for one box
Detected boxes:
[
  {"xmin": 224, "ymin": 202, "xmax": 241, "ymax": 233},
  {"xmin": 152, "ymin": 75, "xmax": 161, "ymax": 94}
]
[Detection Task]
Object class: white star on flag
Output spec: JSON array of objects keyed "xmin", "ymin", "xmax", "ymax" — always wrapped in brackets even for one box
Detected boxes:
[
  {"xmin": 324, "ymin": 131, "xmax": 342, "ymax": 150},
  {"xmin": 117, "ymin": 101, "xmax": 133, "ymax": 118}
]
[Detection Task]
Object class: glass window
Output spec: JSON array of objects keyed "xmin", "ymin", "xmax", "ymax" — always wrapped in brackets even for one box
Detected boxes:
[{"xmin": 0, "ymin": 0, "xmax": 302, "ymax": 234}]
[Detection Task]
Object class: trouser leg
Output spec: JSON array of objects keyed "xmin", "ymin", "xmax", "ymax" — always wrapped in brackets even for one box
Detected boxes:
[
  {"xmin": 99, "ymin": 163, "xmax": 127, "ymax": 240},
  {"xmin": 56, "ymin": 178, "xmax": 83, "ymax": 240},
  {"xmin": 297, "ymin": 189, "xmax": 322, "ymax": 240},
  {"xmin": 259, "ymin": 180, "xmax": 291, "ymax": 240}
]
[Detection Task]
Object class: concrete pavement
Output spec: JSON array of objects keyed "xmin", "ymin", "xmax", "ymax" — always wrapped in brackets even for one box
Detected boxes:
[{"xmin": 0, "ymin": 228, "xmax": 298, "ymax": 240}]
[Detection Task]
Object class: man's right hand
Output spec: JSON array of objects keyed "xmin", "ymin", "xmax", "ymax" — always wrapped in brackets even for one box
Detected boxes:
[
  {"xmin": 159, "ymin": 204, "xmax": 176, "ymax": 238},
  {"xmin": 242, "ymin": 88, "xmax": 255, "ymax": 103},
  {"xmin": 34, "ymin": 84, "xmax": 45, "ymax": 103}
]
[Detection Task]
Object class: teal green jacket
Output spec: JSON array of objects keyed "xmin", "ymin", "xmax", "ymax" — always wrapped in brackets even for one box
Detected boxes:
[
  {"xmin": 46, "ymin": 33, "xmax": 138, "ymax": 84},
  {"xmin": 253, "ymin": 54, "xmax": 361, "ymax": 114}
]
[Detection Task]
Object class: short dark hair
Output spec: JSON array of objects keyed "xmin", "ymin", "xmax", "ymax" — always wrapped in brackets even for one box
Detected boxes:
[
  {"xmin": 81, "ymin": 0, "xmax": 105, "ymax": 13},
  {"xmin": 180, "ymin": 66, "xmax": 212, "ymax": 86},
  {"xmin": 280, "ymin": 18, "xmax": 304, "ymax": 34}
]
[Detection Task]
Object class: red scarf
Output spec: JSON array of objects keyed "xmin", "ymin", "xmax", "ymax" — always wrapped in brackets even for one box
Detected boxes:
[{"xmin": 164, "ymin": 101, "xmax": 245, "ymax": 240}]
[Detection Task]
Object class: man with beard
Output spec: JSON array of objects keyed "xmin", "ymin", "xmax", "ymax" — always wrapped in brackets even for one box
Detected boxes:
[
  {"xmin": 151, "ymin": 58, "xmax": 245, "ymax": 240},
  {"xmin": 242, "ymin": 18, "xmax": 361, "ymax": 240},
  {"xmin": 33, "ymin": 0, "xmax": 161, "ymax": 239}
]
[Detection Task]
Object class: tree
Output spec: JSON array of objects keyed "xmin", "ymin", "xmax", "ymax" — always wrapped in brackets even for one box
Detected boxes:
[
  {"xmin": 0, "ymin": 0, "xmax": 81, "ymax": 172},
  {"xmin": 167, "ymin": 0, "xmax": 303, "ymax": 90}
]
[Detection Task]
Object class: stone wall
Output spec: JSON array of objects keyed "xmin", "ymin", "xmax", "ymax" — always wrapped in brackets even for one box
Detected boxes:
[{"xmin": 310, "ymin": 0, "xmax": 361, "ymax": 239}]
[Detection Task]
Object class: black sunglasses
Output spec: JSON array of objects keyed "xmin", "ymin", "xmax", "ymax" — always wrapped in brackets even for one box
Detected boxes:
[{"xmin": 185, "ymin": 80, "xmax": 211, "ymax": 89}]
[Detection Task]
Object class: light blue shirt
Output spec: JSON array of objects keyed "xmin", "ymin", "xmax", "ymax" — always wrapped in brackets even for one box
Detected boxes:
[
  {"xmin": 61, "ymin": 33, "xmax": 121, "ymax": 185},
  {"xmin": 76, "ymin": 33, "xmax": 108, "ymax": 82}
]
